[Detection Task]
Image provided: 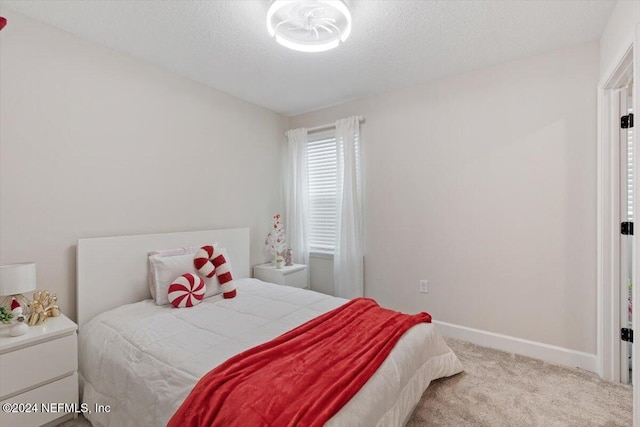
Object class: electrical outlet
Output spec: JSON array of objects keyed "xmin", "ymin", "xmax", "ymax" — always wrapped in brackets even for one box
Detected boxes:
[{"xmin": 419, "ymin": 280, "xmax": 429, "ymax": 293}]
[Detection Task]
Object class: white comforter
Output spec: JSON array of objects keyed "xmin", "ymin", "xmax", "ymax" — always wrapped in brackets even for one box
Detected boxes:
[{"xmin": 80, "ymin": 279, "xmax": 462, "ymax": 427}]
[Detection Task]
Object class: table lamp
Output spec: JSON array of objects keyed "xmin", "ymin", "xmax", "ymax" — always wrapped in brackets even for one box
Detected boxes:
[{"xmin": 0, "ymin": 263, "xmax": 37, "ymax": 312}]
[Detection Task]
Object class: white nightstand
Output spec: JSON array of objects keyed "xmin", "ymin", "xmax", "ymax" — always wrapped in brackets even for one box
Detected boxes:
[
  {"xmin": 253, "ymin": 263, "xmax": 309, "ymax": 289},
  {"xmin": 0, "ymin": 314, "xmax": 78, "ymax": 427}
]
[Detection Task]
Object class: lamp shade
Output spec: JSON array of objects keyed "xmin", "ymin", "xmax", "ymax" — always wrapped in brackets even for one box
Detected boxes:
[{"xmin": 0, "ymin": 263, "xmax": 37, "ymax": 296}]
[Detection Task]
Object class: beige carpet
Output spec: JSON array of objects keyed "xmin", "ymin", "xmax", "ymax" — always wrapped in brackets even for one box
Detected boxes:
[
  {"xmin": 408, "ymin": 339, "xmax": 633, "ymax": 427},
  {"xmin": 61, "ymin": 338, "xmax": 632, "ymax": 427}
]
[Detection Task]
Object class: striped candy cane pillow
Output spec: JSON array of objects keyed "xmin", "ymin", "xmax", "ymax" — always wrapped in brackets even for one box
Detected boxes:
[
  {"xmin": 167, "ymin": 273, "xmax": 206, "ymax": 308},
  {"xmin": 194, "ymin": 245, "xmax": 236, "ymax": 299}
]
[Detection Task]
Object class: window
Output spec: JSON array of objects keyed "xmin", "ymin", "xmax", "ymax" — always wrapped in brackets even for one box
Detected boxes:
[
  {"xmin": 306, "ymin": 130, "xmax": 361, "ymax": 255},
  {"xmin": 307, "ymin": 132, "xmax": 337, "ymax": 254},
  {"xmin": 286, "ymin": 116, "xmax": 363, "ymax": 295}
]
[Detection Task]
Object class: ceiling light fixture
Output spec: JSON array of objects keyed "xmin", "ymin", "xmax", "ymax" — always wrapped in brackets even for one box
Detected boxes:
[{"xmin": 267, "ymin": 0, "xmax": 352, "ymax": 53}]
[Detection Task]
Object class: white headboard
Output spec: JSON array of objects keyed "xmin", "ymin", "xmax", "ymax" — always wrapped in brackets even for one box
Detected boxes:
[{"xmin": 77, "ymin": 228, "xmax": 250, "ymax": 329}]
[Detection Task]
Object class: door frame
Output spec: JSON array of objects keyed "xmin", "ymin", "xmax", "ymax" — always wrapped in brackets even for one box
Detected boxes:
[
  {"xmin": 597, "ymin": 25, "xmax": 639, "ymax": 427},
  {"xmin": 635, "ymin": 25, "xmax": 640, "ymax": 426},
  {"xmin": 618, "ymin": 86, "xmax": 632, "ymax": 384}
]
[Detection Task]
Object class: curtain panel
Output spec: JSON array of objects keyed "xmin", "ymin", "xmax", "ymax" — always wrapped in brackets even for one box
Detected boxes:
[
  {"xmin": 334, "ymin": 116, "xmax": 364, "ymax": 298},
  {"xmin": 285, "ymin": 128, "xmax": 310, "ymax": 265}
]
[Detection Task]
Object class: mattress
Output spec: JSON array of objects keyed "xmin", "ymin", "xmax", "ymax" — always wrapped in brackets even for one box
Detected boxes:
[{"xmin": 79, "ymin": 278, "xmax": 462, "ymax": 427}]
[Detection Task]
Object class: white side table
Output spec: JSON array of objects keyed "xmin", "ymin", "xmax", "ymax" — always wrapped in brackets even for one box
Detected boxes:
[
  {"xmin": 253, "ymin": 263, "xmax": 309, "ymax": 289},
  {"xmin": 0, "ymin": 314, "xmax": 78, "ymax": 427}
]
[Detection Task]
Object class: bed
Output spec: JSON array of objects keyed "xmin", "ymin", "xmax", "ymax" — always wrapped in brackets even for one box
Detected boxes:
[{"xmin": 77, "ymin": 228, "xmax": 462, "ymax": 427}]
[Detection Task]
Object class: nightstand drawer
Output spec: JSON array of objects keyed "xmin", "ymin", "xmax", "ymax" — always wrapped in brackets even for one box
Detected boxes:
[
  {"xmin": 0, "ymin": 373, "xmax": 78, "ymax": 427},
  {"xmin": 0, "ymin": 333, "xmax": 77, "ymax": 398},
  {"xmin": 283, "ymin": 269, "xmax": 308, "ymax": 289}
]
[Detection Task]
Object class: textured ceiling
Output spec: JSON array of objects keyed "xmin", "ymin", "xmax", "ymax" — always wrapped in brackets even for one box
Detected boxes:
[{"xmin": 0, "ymin": 0, "xmax": 615, "ymax": 116}]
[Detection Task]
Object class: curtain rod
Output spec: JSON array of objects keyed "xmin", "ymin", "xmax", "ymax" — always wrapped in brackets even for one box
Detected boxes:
[
  {"xmin": 285, "ymin": 116, "xmax": 365, "ymax": 136},
  {"xmin": 307, "ymin": 116, "xmax": 364, "ymax": 134}
]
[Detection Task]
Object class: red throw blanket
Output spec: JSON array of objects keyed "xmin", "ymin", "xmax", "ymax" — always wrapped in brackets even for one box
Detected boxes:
[{"xmin": 167, "ymin": 298, "xmax": 432, "ymax": 427}]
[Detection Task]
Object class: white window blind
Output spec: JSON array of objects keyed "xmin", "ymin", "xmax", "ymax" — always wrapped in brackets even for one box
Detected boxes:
[
  {"xmin": 307, "ymin": 130, "xmax": 361, "ymax": 255},
  {"xmin": 307, "ymin": 133, "xmax": 337, "ymax": 253}
]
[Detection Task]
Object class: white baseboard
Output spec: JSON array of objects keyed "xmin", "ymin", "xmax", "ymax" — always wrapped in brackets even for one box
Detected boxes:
[{"xmin": 433, "ymin": 320, "xmax": 598, "ymax": 373}]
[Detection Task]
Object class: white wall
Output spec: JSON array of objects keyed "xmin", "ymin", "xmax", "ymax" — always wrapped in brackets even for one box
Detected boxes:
[
  {"xmin": 309, "ymin": 256, "xmax": 334, "ymax": 295},
  {"xmin": 291, "ymin": 43, "xmax": 600, "ymax": 354},
  {"xmin": 0, "ymin": 11, "xmax": 288, "ymax": 322},
  {"xmin": 599, "ymin": 0, "xmax": 640, "ymax": 82}
]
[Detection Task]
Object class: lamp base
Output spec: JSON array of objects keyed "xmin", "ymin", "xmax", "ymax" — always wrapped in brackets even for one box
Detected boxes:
[{"xmin": 10, "ymin": 321, "xmax": 29, "ymax": 336}]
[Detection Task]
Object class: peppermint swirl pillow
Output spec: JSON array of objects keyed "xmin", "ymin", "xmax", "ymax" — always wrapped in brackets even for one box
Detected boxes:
[{"xmin": 167, "ymin": 273, "xmax": 206, "ymax": 308}]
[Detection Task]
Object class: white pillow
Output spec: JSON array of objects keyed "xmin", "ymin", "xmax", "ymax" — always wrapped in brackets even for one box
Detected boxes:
[
  {"xmin": 148, "ymin": 247, "xmax": 232, "ymax": 305},
  {"xmin": 149, "ymin": 246, "xmax": 201, "ymax": 258}
]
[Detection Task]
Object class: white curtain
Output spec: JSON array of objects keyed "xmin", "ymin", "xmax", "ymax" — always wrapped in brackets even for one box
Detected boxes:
[
  {"xmin": 285, "ymin": 128, "xmax": 310, "ymax": 265},
  {"xmin": 334, "ymin": 116, "xmax": 363, "ymax": 298}
]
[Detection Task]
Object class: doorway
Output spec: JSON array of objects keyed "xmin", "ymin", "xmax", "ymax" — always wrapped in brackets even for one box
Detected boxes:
[{"xmin": 597, "ymin": 45, "xmax": 635, "ymax": 388}]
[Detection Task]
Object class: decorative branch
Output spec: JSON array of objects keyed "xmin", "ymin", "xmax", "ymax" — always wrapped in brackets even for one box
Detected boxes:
[{"xmin": 265, "ymin": 214, "xmax": 287, "ymax": 256}]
